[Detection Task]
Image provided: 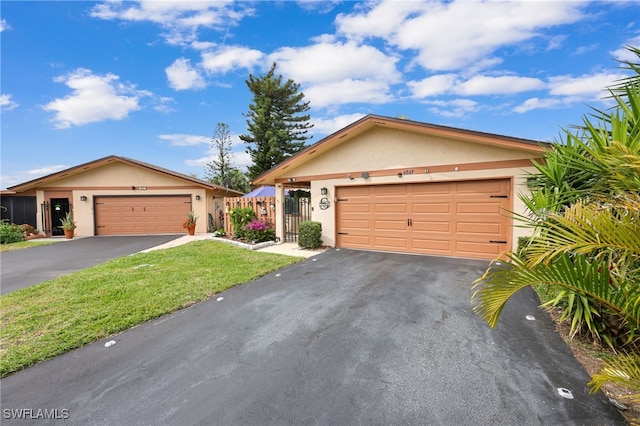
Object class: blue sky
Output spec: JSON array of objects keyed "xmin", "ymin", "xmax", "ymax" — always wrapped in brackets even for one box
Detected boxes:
[{"xmin": 1, "ymin": 1, "xmax": 638, "ymax": 190}]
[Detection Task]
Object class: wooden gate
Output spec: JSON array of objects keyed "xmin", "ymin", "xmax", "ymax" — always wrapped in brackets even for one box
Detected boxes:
[{"xmin": 222, "ymin": 197, "xmax": 276, "ymax": 237}]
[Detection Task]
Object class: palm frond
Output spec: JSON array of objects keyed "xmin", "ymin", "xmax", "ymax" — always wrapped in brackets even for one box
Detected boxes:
[{"xmin": 588, "ymin": 353, "xmax": 640, "ymax": 403}]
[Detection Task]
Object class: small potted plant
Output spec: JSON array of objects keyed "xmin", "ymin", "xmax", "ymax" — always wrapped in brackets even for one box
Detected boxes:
[
  {"xmin": 183, "ymin": 211, "xmax": 198, "ymax": 235},
  {"xmin": 59, "ymin": 212, "xmax": 77, "ymax": 239}
]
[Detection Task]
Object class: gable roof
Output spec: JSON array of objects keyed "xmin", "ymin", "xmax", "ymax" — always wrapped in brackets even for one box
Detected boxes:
[
  {"xmin": 7, "ymin": 155, "xmax": 244, "ymax": 196},
  {"xmin": 251, "ymin": 114, "xmax": 550, "ymax": 186}
]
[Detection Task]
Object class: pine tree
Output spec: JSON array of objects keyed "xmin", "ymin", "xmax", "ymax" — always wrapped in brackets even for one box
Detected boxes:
[
  {"xmin": 205, "ymin": 122, "xmax": 235, "ymax": 186},
  {"xmin": 240, "ymin": 63, "xmax": 313, "ymax": 179}
]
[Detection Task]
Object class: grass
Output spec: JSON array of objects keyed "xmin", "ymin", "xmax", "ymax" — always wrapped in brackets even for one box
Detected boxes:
[
  {"xmin": 0, "ymin": 240, "xmax": 58, "ymax": 252},
  {"xmin": 0, "ymin": 240, "xmax": 302, "ymax": 377}
]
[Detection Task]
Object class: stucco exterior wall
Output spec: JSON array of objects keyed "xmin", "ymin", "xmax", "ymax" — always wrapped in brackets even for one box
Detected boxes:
[
  {"xmin": 50, "ymin": 163, "xmax": 191, "ymax": 187},
  {"xmin": 288, "ymin": 128, "xmax": 535, "ymax": 178}
]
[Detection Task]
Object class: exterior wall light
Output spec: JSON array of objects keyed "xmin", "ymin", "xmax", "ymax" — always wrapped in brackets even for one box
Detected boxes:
[
  {"xmin": 195, "ymin": 195, "xmax": 201, "ymax": 201},
  {"xmin": 80, "ymin": 196, "xmax": 88, "ymax": 202},
  {"xmin": 398, "ymin": 173, "xmax": 403, "ymax": 178},
  {"xmin": 321, "ymin": 187, "xmax": 328, "ymax": 195},
  {"xmin": 270, "ymin": 202, "xmax": 275, "ymax": 211}
]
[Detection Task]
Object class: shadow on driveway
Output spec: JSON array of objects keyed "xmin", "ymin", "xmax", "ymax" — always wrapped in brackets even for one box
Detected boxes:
[
  {"xmin": 0, "ymin": 235, "xmax": 182, "ymax": 295},
  {"xmin": 0, "ymin": 249, "xmax": 625, "ymax": 424}
]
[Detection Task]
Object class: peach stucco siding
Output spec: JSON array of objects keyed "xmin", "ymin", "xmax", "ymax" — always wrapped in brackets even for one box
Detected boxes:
[{"xmin": 284, "ymin": 127, "xmax": 535, "ymax": 178}]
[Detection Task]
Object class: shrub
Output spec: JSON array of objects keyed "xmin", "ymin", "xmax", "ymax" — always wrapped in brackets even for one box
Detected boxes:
[
  {"xmin": 298, "ymin": 221, "xmax": 322, "ymax": 249},
  {"xmin": 243, "ymin": 219, "xmax": 275, "ymax": 243},
  {"xmin": 229, "ymin": 207, "xmax": 256, "ymax": 239},
  {"xmin": 0, "ymin": 220, "xmax": 25, "ymax": 244}
]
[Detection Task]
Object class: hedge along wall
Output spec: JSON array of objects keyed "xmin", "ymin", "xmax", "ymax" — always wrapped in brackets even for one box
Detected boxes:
[{"xmin": 222, "ymin": 196, "xmax": 276, "ymax": 236}]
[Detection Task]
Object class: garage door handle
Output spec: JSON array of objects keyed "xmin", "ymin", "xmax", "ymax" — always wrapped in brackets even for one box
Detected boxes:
[
  {"xmin": 490, "ymin": 195, "xmax": 508, "ymax": 198},
  {"xmin": 338, "ymin": 232, "xmax": 348, "ymax": 235},
  {"xmin": 490, "ymin": 240, "xmax": 507, "ymax": 244}
]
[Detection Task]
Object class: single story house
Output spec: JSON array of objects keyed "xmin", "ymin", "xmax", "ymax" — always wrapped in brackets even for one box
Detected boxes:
[
  {"xmin": 2, "ymin": 155, "xmax": 243, "ymax": 237},
  {"xmin": 251, "ymin": 114, "xmax": 549, "ymax": 260}
]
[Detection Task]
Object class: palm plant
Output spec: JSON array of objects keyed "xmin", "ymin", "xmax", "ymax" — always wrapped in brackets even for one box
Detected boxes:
[{"xmin": 472, "ymin": 47, "xmax": 640, "ymax": 400}]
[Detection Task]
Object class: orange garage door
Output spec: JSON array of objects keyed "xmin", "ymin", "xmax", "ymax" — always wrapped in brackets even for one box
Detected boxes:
[
  {"xmin": 335, "ymin": 179, "xmax": 511, "ymax": 260},
  {"xmin": 95, "ymin": 195, "xmax": 192, "ymax": 235}
]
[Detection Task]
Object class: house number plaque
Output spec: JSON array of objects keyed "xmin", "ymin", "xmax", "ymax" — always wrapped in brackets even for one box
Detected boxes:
[{"xmin": 319, "ymin": 197, "xmax": 331, "ymax": 210}]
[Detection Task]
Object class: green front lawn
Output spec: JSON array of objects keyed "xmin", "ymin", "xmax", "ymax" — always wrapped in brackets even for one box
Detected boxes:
[{"xmin": 0, "ymin": 240, "xmax": 302, "ymax": 377}]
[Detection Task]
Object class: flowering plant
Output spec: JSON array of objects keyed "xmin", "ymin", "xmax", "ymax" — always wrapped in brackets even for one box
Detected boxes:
[
  {"xmin": 182, "ymin": 211, "xmax": 198, "ymax": 228},
  {"xmin": 242, "ymin": 218, "xmax": 275, "ymax": 243}
]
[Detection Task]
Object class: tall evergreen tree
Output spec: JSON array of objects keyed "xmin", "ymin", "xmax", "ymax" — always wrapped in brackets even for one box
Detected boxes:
[
  {"xmin": 240, "ymin": 63, "xmax": 313, "ymax": 179},
  {"xmin": 205, "ymin": 122, "xmax": 235, "ymax": 186}
]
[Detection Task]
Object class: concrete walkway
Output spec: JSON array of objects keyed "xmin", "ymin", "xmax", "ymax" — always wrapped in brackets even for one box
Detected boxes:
[{"xmin": 139, "ymin": 233, "xmax": 324, "ymax": 258}]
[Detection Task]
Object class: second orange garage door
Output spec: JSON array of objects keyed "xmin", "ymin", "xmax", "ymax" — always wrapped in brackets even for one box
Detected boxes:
[
  {"xmin": 335, "ymin": 179, "xmax": 511, "ymax": 260},
  {"xmin": 94, "ymin": 195, "xmax": 192, "ymax": 235}
]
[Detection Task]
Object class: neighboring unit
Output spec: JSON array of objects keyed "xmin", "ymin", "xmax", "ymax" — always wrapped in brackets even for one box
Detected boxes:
[
  {"xmin": 1, "ymin": 156, "xmax": 243, "ymax": 237},
  {"xmin": 252, "ymin": 114, "xmax": 549, "ymax": 260}
]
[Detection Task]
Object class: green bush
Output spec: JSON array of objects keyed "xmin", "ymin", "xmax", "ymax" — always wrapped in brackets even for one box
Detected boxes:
[
  {"xmin": 229, "ymin": 207, "xmax": 256, "ymax": 239},
  {"xmin": 298, "ymin": 221, "xmax": 322, "ymax": 249},
  {"xmin": 0, "ymin": 220, "xmax": 26, "ymax": 244}
]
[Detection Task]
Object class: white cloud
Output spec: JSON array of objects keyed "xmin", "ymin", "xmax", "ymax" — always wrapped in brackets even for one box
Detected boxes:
[
  {"xmin": 1, "ymin": 94, "xmax": 19, "ymax": 111},
  {"xmin": 27, "ymin": 165, "xmax": 68, "ymax": 177},
  {"xmin": 165, "ymin": 58, "xmax": 206, "ymax": 90},
  {"xmin": 337, "ymin": 0, "xmax": 585, "ymax": 71},
  {"xmin": 304, "ymin": 79, "xmax": 393, "ymax": 108},
  {"xmin": 408, "ymin": 75, "xmax": 458, "ymax": 98},
  {"xmin": 0, "ymin": 19, "xmax": 11, "ymax": 32},
  {"xmin": 311, "ymin": 113, "xmax": 366, "ymax": 137},
  {"xmin": 455, "ymin": 75, "xmax": 545, "ymax": 96},
  {"xmin": 201, "ymin": 45, "xmax": 264, "ymax": 74},
  {"xmin": 548, "ymin": 72, "xmax": 627, "ymax": 98},
  {"xmin": 513, "ymin": 97, "xmax": 564, "ymax": 113},
  {"xmin": 611, "ymin": 36, "xmax": 640, "ymax": 62},
  {"xmin": 425, "ymin": 99, "xmax": 479, "ymax": 118},
  {"xmin": 186, "ymin": 134, "xmax": 249, "ymax": 172},
  {"xmin": 159, "ymin": 134, "xmax": 210, "ymax": 146},
  {"xmin": 409, "ymin": 74, "xmax": 544, "ymax": 98},
  {"xmin": 90, "ymin": 1, "xmax": 252, "ymax": 46},
  {"xmin": 1, "ymin": 164, "xmax": 69, "ymax": 189},
  {"xmin": 271, "ymin": 40, "xmax": 400, "ymax": 85},
  {"xmin": 269, "ymin": 40, "xmax": 400, "ymax": 109},
  {"xmin": 42, "ymin": 68, "xmax": 143, "ymax": 129}
]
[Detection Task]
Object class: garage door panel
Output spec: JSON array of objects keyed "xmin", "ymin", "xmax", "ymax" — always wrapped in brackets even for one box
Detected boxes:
[
  {"xmin": 338, "ymin": 234, "xmax": 371, "ymax": 247},
  {"xmin": 374, "ymin": 185, "xmax": 408, "ymax": 197},
  {"xmin": 412, "ymin": 221, "xmax": 450, "ymax": 232},
  {"xmin": 457, "ymin": 202, "xmax": 504, "ymax": 214},
  {"xmin": 413, "ymin": 202, "xmax": 451, "ymax": 214},
  {"xmin": 411, "ymin": 238, "xmax": 451, "ymax": 252},
  {"xmin": 373, "ymin": 236, "xmax": 409, "ymax": 249},
  {"xmin": 336, "ymin": 179, "xmax": 510, "ymax": 260},
  {"xmin": 341, "ymin": 219, "xmax": 370, "ymax": 230},
  {"xmin": 457, "ymin": 222, "xmax": 502, "ymax": 235},
  {"xmin": 374, "ymin": 203, "xmax": 407, "ymax": 213},
  {"xmin": 413, "ymin": 182, "xmax": 452, "ymax": 196},
  {"xmin": 341, "ymin": 204, "xmax": 370, "ymax": 213},
  {"xmin": 456, "ymin": 241, "xmax": 504, "ymax": 257},
  {"xmin": 374, "ymin": 219, "xmax": 407, "ymax": 231}
]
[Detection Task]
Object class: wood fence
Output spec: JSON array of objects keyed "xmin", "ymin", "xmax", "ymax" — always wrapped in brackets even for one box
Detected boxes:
[{"xmin": 222, "ymin": 196, "xmax": 276, "ymax": 236}]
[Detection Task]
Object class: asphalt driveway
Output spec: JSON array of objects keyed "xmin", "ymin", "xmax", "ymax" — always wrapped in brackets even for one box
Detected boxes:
[
  {"xmin": 0, "ymin": 249, "xmax": 624, "ymax": 425},
  {"xmin": 0, "ymin": 235, "xmax": 181, "ymax": 295}
]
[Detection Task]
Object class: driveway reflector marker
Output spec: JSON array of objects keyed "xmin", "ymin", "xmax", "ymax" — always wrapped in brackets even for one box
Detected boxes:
[
  {"xmin": 104, "ymin": 340, "xmax": 116, "ymax": 348},
  {"xmin": 557, "ymin": 388, "xmax": 574, "ymax": 399},
  {"xmin": 216, "ymin": 297, "xmax": 224, "ymax": 302}
]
